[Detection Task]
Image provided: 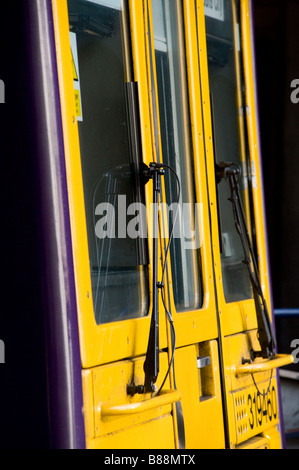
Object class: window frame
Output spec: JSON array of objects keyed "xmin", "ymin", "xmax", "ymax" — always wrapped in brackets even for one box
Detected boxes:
[{"xmin": 53, "ymin": 0, "xmax": 222, "ymax": 368}]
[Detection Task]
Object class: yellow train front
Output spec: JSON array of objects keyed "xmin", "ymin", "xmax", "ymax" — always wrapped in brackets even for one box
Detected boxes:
[{"xmin": 0, "ymin": 0, "xmax": 293, "ymax": 449}]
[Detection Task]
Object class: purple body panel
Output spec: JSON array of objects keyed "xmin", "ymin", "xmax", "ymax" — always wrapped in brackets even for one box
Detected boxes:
[
  {"xmin": 17, "ymin": 0, "xmax": 283, "ymax": 450},
  {"xmin": 26, "ymin": 0, "xmax": 85, "ymax": 449}
]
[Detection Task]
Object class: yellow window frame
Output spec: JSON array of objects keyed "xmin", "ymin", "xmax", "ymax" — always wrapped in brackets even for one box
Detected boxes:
[
  {"xmin": 145, "ymin": 0, "xmax": 221, "ymax": 349},
  {"xmin": 52, "ymin": 0, "xmax": 169, "ymax": 369},
  {"xmin": 195, "ymin": 0, "xmax": 271, "ymax": 337},
  {"xmin": 52, "ymin": 0, "xmax": 222, "ymax": 369}
]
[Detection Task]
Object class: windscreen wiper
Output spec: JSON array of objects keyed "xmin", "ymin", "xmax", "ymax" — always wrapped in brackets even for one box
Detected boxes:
[
  {"xmin": 126, "ymin": 162, "xmax": 165, "ymax": 396},
  {"xmin": 216, "ymin": 162, "xmax": 276, "ymax": 360},
  {"xmin": 142, "ymin": 162, "xmax": 165, "ymax": 393},
  {"xmin": 127, "ymin": 161, "xmax": 180, "ymax": 396}
]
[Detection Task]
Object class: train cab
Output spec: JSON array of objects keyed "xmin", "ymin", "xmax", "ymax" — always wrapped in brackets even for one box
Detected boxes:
[{"xmin": 0, "ymin": 0, "xmax": 294, "ymax": 449}]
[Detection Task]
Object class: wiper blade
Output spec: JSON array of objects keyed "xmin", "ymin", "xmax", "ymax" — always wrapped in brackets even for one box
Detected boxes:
[
  {"xmin": 216, "ymin": 162, "xmax": 276, "ymax": 360},
  {"xmin": 126, "ymin": 162, "xmax": 179, "ymax": 396},
  {"xmin": 143, "ymin": 162, "xmax": 165, "ymax": 393}
]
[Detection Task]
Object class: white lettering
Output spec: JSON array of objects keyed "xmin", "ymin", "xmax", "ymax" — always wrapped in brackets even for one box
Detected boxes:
[
  {"xmin": 95, "ymin": 203, "xmax": 115, "ymax": 239},
  {"xmin": 94, "ymin": 197, "xmax": 203, "ymax": 249},
  {"xmin": 291, "ymin": 338, "xmax": 299, "ymax": 363},
  {"xmin": 0, "ymin": 340, "xmax": 5, "ymax": 364},
  {"xmin": 290, "ymin": 79, "xmax": 299, "ymax": 104},
  {"xmin": 0, "ymin": 80, "xmax": 4, "ymax": 104},
  {"xmin": 127, "ymin": 202, "xmax": 148, "ymax": 239},
  {"xmin": 104, "ymin": 454, "xmax": 138, "ymax": 467}
]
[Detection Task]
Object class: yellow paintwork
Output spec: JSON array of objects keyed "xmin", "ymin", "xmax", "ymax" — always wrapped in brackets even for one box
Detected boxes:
[
  {"xmin": 195, "ymin": 0, "xmax": 258, "ymax": 341},
  {"xmin": 52, "ymin": 0, "xmax": 288, "ymax": 449},
  {"xmin": 194, "ymin": 0, "xmax": 284, "ymax": 449},
  {"xmin": 52, "ymin": 0, "xmax": 169, "ymax": 372},
  {"xmin": 144, "ymin": 0, "xmax": 225, "ymax": 448},
  {"xmin": 82, "ymin": 352, "xmax": 176, "ymax": 448},
  {"xmin": 101, "ymin": 390, "xmax": 181, "ymax": 418},
  {"xmin": 87, "ymin": 415, "xmax": 175, "ymax": 449},
  {"xmin": 174, "ymin": 341, "xmax": 225, "ymax": 449},
  {"xmin": 232, "ymin": 0, "xmax": 253, "ymax": 237},
  {"xmin": 52, "ymin": 0, "xmax": 94, "ymax": 369},
  {"xmin": 240, "ymin": 1, "xmax": 269, "ymax": 291},
  {"xmin": 236, "ymin": 431, "xmax": 279, "ymax": 449},
  {"xmin": 222, "ymin": 331, "xmax": 282, "ymax": 447},
  {"xmin": 230, "ymin": 379, "xmax": 280, "ymax": 445}
]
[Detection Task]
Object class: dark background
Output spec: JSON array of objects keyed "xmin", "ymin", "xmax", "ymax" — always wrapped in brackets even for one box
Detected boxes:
[
  {"xmin": 253, "ymin": 0, "xmax": 299, "ymax": 310},
  {"xmin": 253, "ymin": 0, "xmax": 299, "ymax": 371}
]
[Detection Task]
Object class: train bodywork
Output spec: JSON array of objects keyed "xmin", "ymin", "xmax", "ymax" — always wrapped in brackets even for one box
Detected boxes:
[{"xmin": 0, "ymin": 0, "xmax": 293, "ymax": 449}]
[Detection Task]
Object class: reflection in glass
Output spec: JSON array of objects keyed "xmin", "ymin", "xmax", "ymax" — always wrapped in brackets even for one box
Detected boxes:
[
  {"xmin": 152, "ymin": 0, "xmax": 203, "ymax": 312},
  {"xmin": 68, "ymin": 0, "xmax": 149, "ymax": 324},
  {"xmin": 205, "ymin": 0, "xmax": 252, "ymax": 302}
]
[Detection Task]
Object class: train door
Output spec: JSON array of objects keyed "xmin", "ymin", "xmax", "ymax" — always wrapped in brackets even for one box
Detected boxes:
[
  {"xmin": 53, "ymin": 0, "xmax": 226, "ymax": 449},
  {"xmin": 147, "ymin": 0, "xmax": 226, "ymax": 448},
  {"xmin": 196, "ymin": 0, "xmax": 293, "ymax": 448},
  {"xmin": 52, "ymin": 0, "xmax": 293, "ymax": 449},
  {"xmin": 53, "ymin": 0, "xmax": 175, "ymax": 449}
]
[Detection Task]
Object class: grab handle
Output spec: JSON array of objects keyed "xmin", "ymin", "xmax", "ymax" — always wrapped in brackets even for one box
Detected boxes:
[
  {"xmin": 100, "ymin": 389, "xmax": 181, "ymax": 418},
  {"xmin": 234, "ymin": 354, "xmax": 294, "ymax": 376}
]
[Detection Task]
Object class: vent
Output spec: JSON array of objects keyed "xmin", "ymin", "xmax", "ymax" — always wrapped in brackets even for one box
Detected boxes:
[{"xmin": 234, "ymin": 391, "xmax": 249, "ymax": 440}]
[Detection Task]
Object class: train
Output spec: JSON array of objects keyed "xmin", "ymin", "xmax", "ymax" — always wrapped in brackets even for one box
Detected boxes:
[{"xmin": 0, "ymin": 0, "xmax": 294, "ymax": 449}]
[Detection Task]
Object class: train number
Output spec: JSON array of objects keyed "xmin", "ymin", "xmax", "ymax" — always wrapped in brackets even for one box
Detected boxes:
[{"xmin": 247, "ymin": 385, "xmax": 278, "ymax": 430}]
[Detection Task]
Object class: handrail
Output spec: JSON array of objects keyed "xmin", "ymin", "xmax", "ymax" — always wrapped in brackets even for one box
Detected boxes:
[
  {"xmin": 100, "ymin": 389, "xmax": 181, "ymax": 418},
  {"xmin": 234, "ymin": 354, "xmax": 294, "ymax": 376}
]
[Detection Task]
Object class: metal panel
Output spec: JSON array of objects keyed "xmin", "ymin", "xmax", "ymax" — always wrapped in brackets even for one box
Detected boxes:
[{"xmin": 26, "ymin": 0, "xmax": 85, "ymax": 449}]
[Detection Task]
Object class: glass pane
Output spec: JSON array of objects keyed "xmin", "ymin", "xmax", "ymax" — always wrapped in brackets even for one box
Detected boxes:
[
  {"xmin": 204, "ymin": 0, "xmax": 252, "ymax": 302},
  {"xmin": 152, "ymin": 0, "xmax": 203, "ymax": 312},
  {"xmin": 68, "ymin": 0, "xmax": 149, "ymax": 324}
]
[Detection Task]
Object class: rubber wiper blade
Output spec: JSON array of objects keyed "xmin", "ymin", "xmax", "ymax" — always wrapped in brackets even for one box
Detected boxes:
[
  {"xmin": 216, "ymin": 162, "xmax": 276, "ymax": 360},
  {"xmin": 143, "ymin": 163, "xmax": 165, "ymax": 393}
]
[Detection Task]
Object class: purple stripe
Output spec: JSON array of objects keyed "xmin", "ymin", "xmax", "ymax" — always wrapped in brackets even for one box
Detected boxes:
[{"xmin": 27, "ymin": 0, "xmax": 85, "ymax": 448}]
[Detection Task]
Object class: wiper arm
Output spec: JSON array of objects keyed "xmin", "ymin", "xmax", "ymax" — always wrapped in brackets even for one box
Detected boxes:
[
  {"xmin": 127, "ymin": 162, "xmax": 164, "ymax": 397},
  {"xmin": 216, "ymin": 162, "xmax": 276, "ymax": 360},
  {"xmin": 127, "ymin": 162, "xmax": 180, "ymax": 397},
  {"xmin": 142, "ymin": 162, "xmax": 165, "ymax": 393}
]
